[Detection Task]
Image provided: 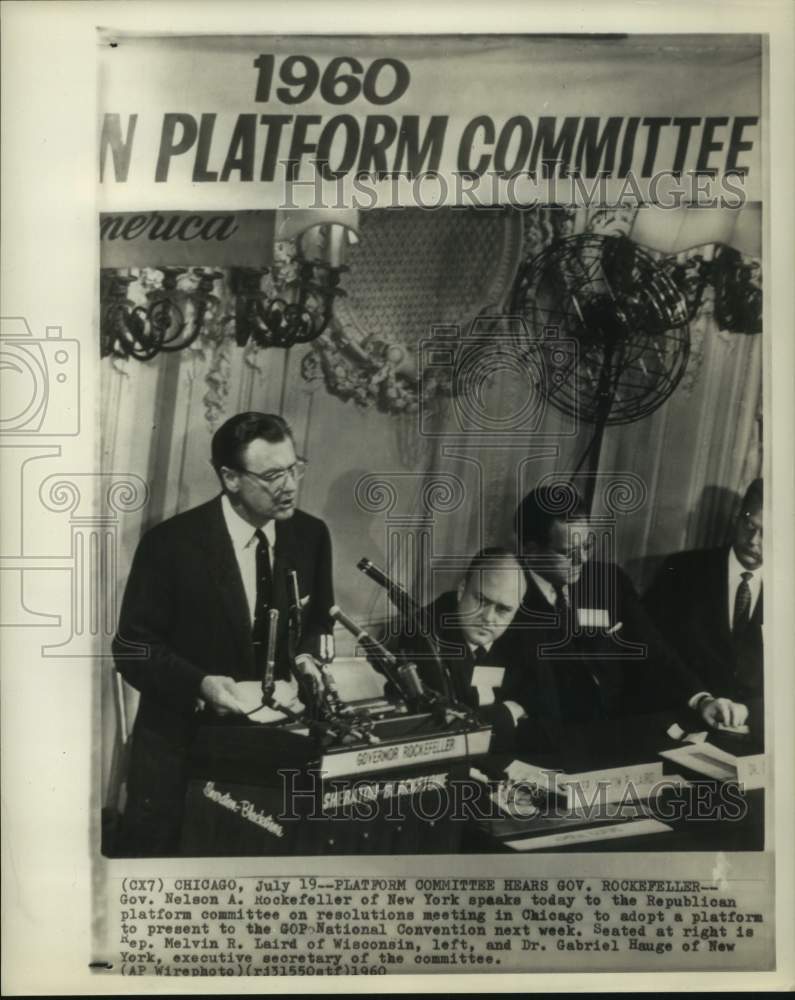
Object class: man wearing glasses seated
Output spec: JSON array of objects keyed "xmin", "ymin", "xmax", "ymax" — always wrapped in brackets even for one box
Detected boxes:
[
  {"xmin": 113, "ymin": 411, "xmax": 333, "ymax": 855},
  {"xmin": 502, "ymin": 482, "xmax": 692, "ymax": 755}
]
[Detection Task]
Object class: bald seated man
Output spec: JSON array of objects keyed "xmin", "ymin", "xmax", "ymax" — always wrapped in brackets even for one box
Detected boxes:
[{"xmin": 393, "ymin": 548, "xmax": 528, "ymax": 728}]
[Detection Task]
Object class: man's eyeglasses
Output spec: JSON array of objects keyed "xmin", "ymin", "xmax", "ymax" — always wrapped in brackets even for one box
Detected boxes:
[
  {"xmin": 549, "ymin": 535, "xmax": 596, "ymax": 561},
  {"xmin": 738, "ymin": 513, "xmax": 763, "ymax": 540},
  {"xmin": 235, "ymin": 457, "xmax": 308, "ymax": 491}
]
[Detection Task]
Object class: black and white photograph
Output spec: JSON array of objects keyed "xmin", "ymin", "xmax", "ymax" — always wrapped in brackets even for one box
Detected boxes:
[{"xmin": 1, "ymin": 1, "xmax": 793, "ymax": 993}]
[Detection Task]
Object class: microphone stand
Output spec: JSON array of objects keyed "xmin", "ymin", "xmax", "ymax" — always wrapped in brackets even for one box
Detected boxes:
[
  {"xmin": 261, "ymin": 608, "xmax": 279, "ymax": 706},
  {"xmin": 286, "ymin": 569, "xmax": 320, "ymax": 720},
  {"xmin": 257, "ymin": 608, "xmax": 304, "ymax": 725},
  {"xmin": 251, "ymin": 596, "xmax": 375, "ymax": 743},
  {"xmin": 330, "ymin": 604, "xmax": 416, "ymax": 703},
  {"xmin": 357, "ymin": 557, "xmax": 461, "ymax": 708},
  {"xmin": 330, "ymin": 604, "xmax": 477, "ymax": 727},
  {"xmin": 285, "ymin": 571, "xmax": 378, "ymax": 745}
]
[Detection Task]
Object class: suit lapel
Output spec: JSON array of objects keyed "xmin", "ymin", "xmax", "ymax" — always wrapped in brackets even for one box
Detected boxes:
[
  {"xmin": 425, "ymin": 593, "xmax": 472, "ymax": 701},
  {"xmin": 520, "ymin": 572, "xmax": 558, "ymax": 626},
  {"xmin": 198, "ymin": 497, "xmax": 254, "ymax": 673},
  {"xmin": 443, "ymin": 625, "xmax": 474, "ymax": 703},
  {"xmin": 712, "ymin": 548, "xmax": 733, "ymax": 643},
  {"xmin": 751, "ymin": 582, "xmax": 763, "ymax": 625}
]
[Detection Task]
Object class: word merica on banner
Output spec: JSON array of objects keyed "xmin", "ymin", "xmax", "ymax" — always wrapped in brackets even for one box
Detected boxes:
[
  {"xmin": 98, "ymin": 34, "xmax": 763, "ymax": 211},
  {"xmin": 99, "ymin": 210, "xmax": 274, "ymax": 268}
]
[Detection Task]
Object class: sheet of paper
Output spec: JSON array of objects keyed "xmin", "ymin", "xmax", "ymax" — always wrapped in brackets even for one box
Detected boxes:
[
  {"xmin": 472, "ymin": 665, "xmax": 505, "ymax": 705},
  {"xmin": 577, "ymin": 607, "xmax": 611, "ymax": 628},
  {"xmin": 507, "ymin": 817, "xmax": 672, "ymax": 851}
]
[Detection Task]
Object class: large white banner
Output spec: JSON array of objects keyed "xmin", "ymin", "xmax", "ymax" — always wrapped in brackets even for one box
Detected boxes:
[{"xmin": 99, "ymin": 34, "xmax": 763, "ymax": 210}]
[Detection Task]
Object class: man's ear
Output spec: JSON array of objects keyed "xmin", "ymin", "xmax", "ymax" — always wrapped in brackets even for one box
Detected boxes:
[
  {"xmin": 456, "ymin": 578, "xmax": 466, "ymax": 604},
  {"xmin": 220, "ymin": 466, "xmax": 240, "ymax": 496}
]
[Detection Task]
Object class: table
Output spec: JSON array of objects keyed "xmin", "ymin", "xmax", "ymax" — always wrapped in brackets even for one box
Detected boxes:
[{"xmin": 467, "ymin": 710, "xmax": 765, "ymax": 853}]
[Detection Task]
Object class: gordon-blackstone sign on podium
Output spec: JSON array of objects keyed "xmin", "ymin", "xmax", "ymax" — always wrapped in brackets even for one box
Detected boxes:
[{"xmin": 1, "ymin": 3, "xmax": 793, "ymax": 995}]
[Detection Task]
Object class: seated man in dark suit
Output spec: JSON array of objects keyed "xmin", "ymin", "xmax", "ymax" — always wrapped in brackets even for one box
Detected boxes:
[
  {"xmin": 113, "ymin": 412, "xmax": 334, "ymax": 855},
  {"xmin": 503, "ymin": 482, "xmax": 692, "ymax": 754},
  {"xmin": 644, "ymin": 478, "xmax": 764, "ymax": 743},
  {"xmin": 392, "ymin": 548, "xmax": 529, "ymax": 743}
]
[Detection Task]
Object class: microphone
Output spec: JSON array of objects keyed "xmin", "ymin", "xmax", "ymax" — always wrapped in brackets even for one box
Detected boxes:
[
  {"xmin": 262, "ymin": 608, "xmax": 279, "ymax": 699},
  {"xmin": 287, "ymin": 569, "xmax": 303, "ymax": 641},
  {"xmin": 286, "ymin": 568, "xmax": 320, "ymax": 713},
  {"xmin": 357, "ymin": 555, "xmax": 454, "ymax": 702},
  {"xmin": 330, "ymin": 604, "xmax": 414, "ymax": 699},
  {"xmin": 330, "ymin": 605, "xmax": 399, "ymax": 667},
  {"xmin": 331, "ymin": 604, "xmax": 443, "ymax": 712},
  {"xmin": 397, "ymin": 662, "xmax": 426, "ymax": 702},
  {"xmin": 313, "ymin": 632, "xmax": 343, "ymax": 710},
  {"xmin": 357, "ymin": 558, "xmax": 419, "ymax": 618},
  {"xmin": 393, "ymin": 662, "xmax": 469, "ymax": 722}
]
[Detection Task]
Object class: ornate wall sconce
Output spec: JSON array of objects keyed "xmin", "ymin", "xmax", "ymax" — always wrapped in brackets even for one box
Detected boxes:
[
  {"xmin": 100, "ymin": 218, "xmax": 359, "ymax": 360},
  {"xmin": 663, "ymin": 245, "xmax": 763, "ymax": 335},
  {"xmin": 630, "ymin": 205, "xmax": 763, "ymax": 335},
  {"xmin": 100, "ymin": 267, "xmax": 222, "ymax": 360},
  {"xmin": 226, "ymin": 244, "xmax": 345, "ymax": 350}
]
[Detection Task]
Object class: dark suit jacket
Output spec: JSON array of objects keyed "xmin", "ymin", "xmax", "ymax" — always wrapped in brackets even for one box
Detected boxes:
[
  {"xmin": 112, "ymin": 496, "xmax": 333, "ymax": 855},
  {"xmin": 391, "ymin": 590, "xmax": 527, "ymax": 751},
  {"xmin": 502, "ymin": 560, "xmax": 693, "ymax": 754},
  {"xmin": 644, "ymin": 547, "xmax": 763, "ymax": 737},
  {"xmin": 395, "ymin": 591, "xmax": 515, "ymax": 706}
]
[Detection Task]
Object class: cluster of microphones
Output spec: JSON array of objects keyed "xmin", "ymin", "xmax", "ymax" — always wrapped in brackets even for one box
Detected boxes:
[{"xmin": 258, "ymin": 557, "xmax": 473, "ymax": 742}]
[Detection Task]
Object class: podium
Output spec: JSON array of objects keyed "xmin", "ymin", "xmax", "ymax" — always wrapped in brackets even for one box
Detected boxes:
[{"xmin": 180, "ymin": 710, "xmax": 491, "ymax": 856}]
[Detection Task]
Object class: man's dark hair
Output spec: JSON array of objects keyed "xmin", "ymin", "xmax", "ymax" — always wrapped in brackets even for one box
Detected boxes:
[
  {"xmin": 210, "ymin": 412, "xmax": 293, "ymax": 480},
  {"xmin": 514, "ymin": 481, "xmax": 589, "ymax": 547},
  {"xmin": 739, "ymin": 478, "xmax": 763, "ymax": 515},
  {"xmin": 462, "ymin": 546, "xmax": 522, "ymax": 584}
]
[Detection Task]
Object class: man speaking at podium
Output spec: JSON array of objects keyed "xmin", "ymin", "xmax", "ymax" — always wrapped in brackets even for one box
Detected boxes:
[{"xmin": 113, "ymin": 412, "xmax": 334, "ymax": 855}]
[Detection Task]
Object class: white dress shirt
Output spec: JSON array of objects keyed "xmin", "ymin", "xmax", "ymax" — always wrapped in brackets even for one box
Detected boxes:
[
  {"xmin": 221, "ymin": 494, "xmax": 275, "ymax": 625},
  {"xmin": 468, "ymin": 640, "xmax": 492, "ymax": 658},
  {"xmin": 727, "ymin": 546, "xmax": 762, "ymax": 629}
]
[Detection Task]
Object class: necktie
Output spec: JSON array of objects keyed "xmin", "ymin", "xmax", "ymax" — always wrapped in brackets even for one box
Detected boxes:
[
  {"xmin": 251, "ymin": 529, "xmax": 273, "ymax": 665},
  {"xmin": 473, "ymin": 645, "xmax": 488, "ymax": 663},
  {"xmin": 733, "ymin": 571, "xmax": 753, "ymax": 633}
]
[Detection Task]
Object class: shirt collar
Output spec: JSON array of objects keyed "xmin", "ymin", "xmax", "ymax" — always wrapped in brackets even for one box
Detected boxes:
[
  {"xmin": 728, "ymin": 545, "xmax": 761, "ymax": 583},
  {"xmin": 467, "ymin": 640, "xmax": 493, "ymax": 656},
  {"xmin": 527, "ymin": 567, "xmax": 561, "ymax": 607},
  {"xmin": 221, "ymin": 494, "xmax": 275, "ymax": 551}
]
